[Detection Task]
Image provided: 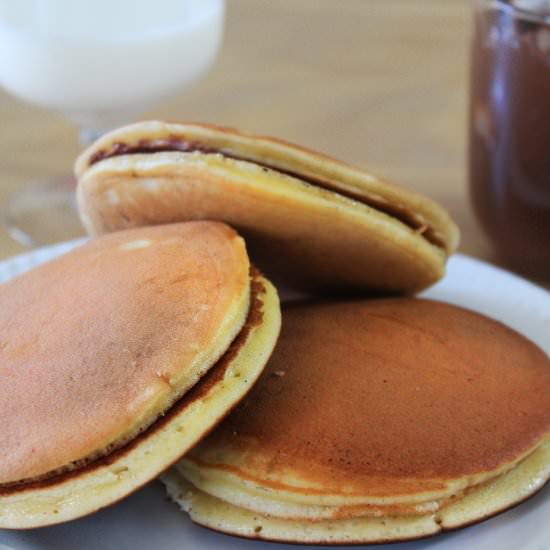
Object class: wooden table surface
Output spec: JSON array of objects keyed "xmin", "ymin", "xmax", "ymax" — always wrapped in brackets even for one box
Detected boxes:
[{"xmin": 0, "ymin": 0, "xmax": 548, "ymax": 289}]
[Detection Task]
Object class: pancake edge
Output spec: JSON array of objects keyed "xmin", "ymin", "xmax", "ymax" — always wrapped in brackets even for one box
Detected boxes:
[
  {"xmin": 161, "ymin": 440, "xmax": 550, "ymax": 545},
  {"xmin": 172, "ymin": 432, "xmax": 550, "ymax": 511}
]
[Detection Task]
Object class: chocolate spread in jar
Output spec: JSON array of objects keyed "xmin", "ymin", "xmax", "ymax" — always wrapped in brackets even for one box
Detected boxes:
[{"xmin": 469, "ymin": 0, "xmax": 550, "ymax": 275}]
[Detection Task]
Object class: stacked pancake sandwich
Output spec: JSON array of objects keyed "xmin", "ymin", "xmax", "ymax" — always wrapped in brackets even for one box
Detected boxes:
[
  {"xmin": 164, "ymin": 299, "xmax": 550, "ymax": 544},
  {"xmin": 0, "ymin": 222, "xmax": 281, "ymax": 529},
  {"xmin": 75, "ymin": 121, "xmax": 460, "ymax": 294}
]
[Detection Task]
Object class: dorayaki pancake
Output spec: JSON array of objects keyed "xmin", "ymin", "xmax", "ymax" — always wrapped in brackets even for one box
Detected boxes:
[
  {"xmin": 75, "ymin": 121, "xmax": 460, "ymax": 294},
  {"xmin": 165, "ymin": 299, "xmax": 550, "ymax": 544},
  {"xmin": 0, "ymin": 222, "xmax": 281, "ymax": 529}
]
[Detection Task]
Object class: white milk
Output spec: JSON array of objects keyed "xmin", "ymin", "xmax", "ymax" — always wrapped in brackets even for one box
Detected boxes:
[{"xmin": 0, "ymin": 0, "xmax": 225, "ymax": 129}]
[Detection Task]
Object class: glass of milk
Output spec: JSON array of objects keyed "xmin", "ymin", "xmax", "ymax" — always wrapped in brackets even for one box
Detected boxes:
[{"xmin": 0, "ymin": 0, "xmax": 225, "ymax": 245}]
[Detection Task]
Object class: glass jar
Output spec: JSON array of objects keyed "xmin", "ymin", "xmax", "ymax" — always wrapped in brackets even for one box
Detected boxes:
[{"xmin": 469, "ymin": 0, "xmax": 550, "ymax": 275}]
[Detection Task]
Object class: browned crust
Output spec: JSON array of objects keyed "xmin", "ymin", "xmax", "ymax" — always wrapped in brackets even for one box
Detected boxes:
[
  {"xmin": 187, "ymin": 299, "xmax": 550, "ymax": 496},
  {"xmin": 0, "ymin": 269, "xmax": 265, "ymax": 497}
]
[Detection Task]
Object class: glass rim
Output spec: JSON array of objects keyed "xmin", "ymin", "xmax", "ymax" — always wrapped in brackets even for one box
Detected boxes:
[{"xmin": 488, "ymin": 0, "xmax": 550, "ymax": 24}]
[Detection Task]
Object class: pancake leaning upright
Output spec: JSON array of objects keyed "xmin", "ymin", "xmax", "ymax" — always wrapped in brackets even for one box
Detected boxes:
[{"xmin": 75, "ymin": 121, "xmax": 459, "ymax": 294}]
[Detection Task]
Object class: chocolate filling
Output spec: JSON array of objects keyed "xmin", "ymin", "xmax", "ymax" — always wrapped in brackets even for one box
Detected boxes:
[
  {"xmin": 0, "ymin": 269, "xmax": 266, "ymax": 495},
  {"xmin": 88, "ymin": 140, "xmax": 446, "ymax": 250}
]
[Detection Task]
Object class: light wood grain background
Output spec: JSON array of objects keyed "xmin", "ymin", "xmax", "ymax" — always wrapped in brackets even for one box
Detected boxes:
[{"xmin": 0, "ymin": 0, "xmax": 545, "ymax": 287}]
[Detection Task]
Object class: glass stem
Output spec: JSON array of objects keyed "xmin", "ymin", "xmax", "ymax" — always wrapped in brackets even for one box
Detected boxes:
[{"xmin": 79, "ymin": 127, "xmax": 106, "ymax": 147}]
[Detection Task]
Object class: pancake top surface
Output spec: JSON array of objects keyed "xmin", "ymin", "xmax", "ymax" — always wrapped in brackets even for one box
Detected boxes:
[
  {"xmin": 0, "ymin": 221, "xmax": 250, "ymax": 484},
  {"xmin": 188, "ymin": 299, "xmax": 550, "ymax": 497}
]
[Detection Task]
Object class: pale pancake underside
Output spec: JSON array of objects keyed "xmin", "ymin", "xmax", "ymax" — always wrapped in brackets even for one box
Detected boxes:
[
  {"xmin": 0, "ymin": 276, "xmax": 281, "ymax": 529},
  {"xmin": 162, "ymin": 440, "xmax": 550, "ymax": 545},
  {"xmin": 77, "ymin": 152, "xmax": 449, "ymax": 293}
]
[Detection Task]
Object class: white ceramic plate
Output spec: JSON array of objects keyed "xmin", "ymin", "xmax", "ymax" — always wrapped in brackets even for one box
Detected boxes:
[{"xmin": 0, "ymin": 243, "xmax": 548, "ymax": 550}]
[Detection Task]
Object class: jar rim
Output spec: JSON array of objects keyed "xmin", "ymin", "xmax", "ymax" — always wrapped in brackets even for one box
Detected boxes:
[{"xmin": 491, "ymin": 0, "xmax": 550, "ymax": 24}]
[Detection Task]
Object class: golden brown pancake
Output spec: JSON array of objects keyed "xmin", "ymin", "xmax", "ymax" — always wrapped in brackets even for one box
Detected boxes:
[
  {"xmin": 165, "ymin": 299, "xmax": 550, "ymax": 544},
  {"xmin": 0, "ymin": 222, "xmax": 281, "ymax": 528},
  {"xmin": 75, "ymin": 121, "xmax": 460, "ymax": 294}
]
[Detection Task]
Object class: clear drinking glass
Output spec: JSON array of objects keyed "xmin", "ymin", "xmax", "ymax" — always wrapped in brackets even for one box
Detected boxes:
[
  {"xmin": 0, "ymin": 0, "xmax": 225, "ymax": 246},
  {"xmin": 469, "ymin": 0, "xmax": 550, "ymax": 276}
]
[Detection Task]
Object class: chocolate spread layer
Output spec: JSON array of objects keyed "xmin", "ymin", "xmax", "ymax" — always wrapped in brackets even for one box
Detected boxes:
[
  {"xmin": 88, "ymin": 140, "xmax": 445, "ymax": 250},
  {"xmin": 0, "ymin": 269, "xmax": 265, "ymax": 495}
]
